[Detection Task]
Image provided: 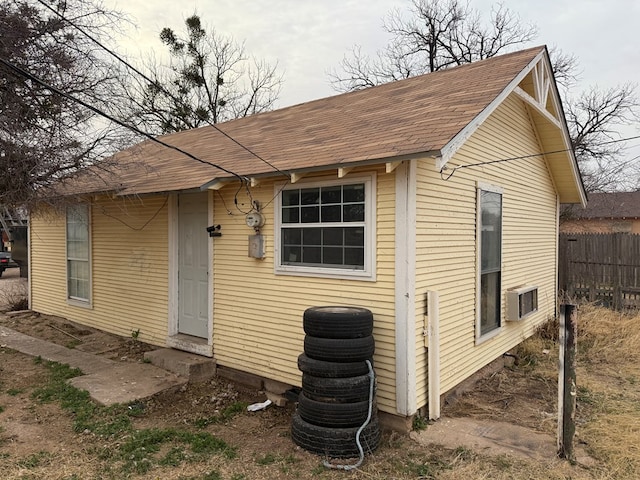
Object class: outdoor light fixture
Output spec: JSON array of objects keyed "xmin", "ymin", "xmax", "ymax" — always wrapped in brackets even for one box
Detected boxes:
[{"xmin": 206, "ymin": 225, "xmax": 221, "ymax": 237}]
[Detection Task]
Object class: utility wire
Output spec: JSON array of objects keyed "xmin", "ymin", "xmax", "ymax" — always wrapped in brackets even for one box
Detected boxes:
[
  {"xmin": 598, "ymin": 134, "xmax": 640, "ymax": 145},
  {"xmin": 99, "ymin": 196, "xmax": 169, "ymax": 231},
  {"xmin": 34, "ymin": 0, "xmax": 290, "ymax": 180},
  {"xmin": 440, "ymin": 134, "xmax": 640, "ymax": 181},
  {"xmin": 440, "ymin": 149, "xmax": 570, "ymax": 180},
  {"xmin": 0, "ymin": 57, "xmax": 243, "ymax": 181}
]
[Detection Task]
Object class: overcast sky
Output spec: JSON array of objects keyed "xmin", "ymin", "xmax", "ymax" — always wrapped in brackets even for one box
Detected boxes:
[{"xmin": 105, "ymin": 0, "xmax": 639, "ymax": 150}]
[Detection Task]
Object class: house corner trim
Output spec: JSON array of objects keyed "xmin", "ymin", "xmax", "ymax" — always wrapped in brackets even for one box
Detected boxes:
[
  {"xmin": 168, "ymin": 194, "xmax": 179, "ymax": 337},
  {"xmin": 395, "ymin": 160, "xmax": 417, "ymax": 416}
]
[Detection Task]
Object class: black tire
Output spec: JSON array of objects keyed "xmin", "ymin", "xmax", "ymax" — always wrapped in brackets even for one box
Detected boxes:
[
  {"xmin": 302, "ymin": 373, "xmax": 374, "ymax": 403},
  {"xmin": 303, "ymin": 306, "xmax": 373, "ymax": 339},
  {"xmin": 297, "ymin": 353, "xmax": 371, "ymax": 378},
  {"xmin": 297, "ymin": 392, "xmax": 375, "ymax": 428},
  {"xmin": 291, "ymin": 412, "xmax": 380, "ymax": 458},
  {"xmin": 304, "ymin": 335, "xmax": 375, "ymax": 362}
]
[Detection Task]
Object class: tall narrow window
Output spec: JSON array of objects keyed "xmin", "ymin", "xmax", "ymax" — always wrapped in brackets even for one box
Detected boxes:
[
  {"xmin": 66, "ymin": 204, "xmax": 90, "ymax": 302},
  {"xmin": 479, "ymin": 188, "xmax": 502, "ymax": 337}
]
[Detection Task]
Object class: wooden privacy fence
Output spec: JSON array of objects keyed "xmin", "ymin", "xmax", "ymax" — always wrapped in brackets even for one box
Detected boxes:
[{"xmin": 559, "ymin": 233, "xmax": 640, "ymax": 310}]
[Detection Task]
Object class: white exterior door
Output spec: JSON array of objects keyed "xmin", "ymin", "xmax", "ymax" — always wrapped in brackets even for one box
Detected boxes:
[{"xmin": 178, "ymin": 193, "xmax": 209, "ymax": 338}]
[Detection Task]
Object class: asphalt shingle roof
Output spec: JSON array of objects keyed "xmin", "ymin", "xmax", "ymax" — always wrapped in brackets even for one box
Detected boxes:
[
  {"xmin": 62, "ymin": 46, "xmax": 546, "ymax": 196},
  {"xmin": 570, "ymin": 191, "xmax": 640, "ymax": 219}
]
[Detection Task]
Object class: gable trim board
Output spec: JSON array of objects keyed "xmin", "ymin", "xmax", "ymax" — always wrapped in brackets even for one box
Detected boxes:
[{"xmin": 28, "ymin": 46, "xmax": 586, "ymax": 423}]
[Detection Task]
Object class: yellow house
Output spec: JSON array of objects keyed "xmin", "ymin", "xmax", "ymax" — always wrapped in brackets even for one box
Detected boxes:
[{"xmin": 29, "ymin": 46, "xmax": 586, "ymax": 425}]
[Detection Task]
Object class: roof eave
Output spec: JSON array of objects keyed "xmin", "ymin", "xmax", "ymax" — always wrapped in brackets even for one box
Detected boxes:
[{"xmin": 199, "ymin": 150, "xmax": 441, "ymax": 190}]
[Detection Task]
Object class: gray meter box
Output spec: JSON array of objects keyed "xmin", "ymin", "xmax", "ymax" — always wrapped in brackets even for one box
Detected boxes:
[{"xmin": 248, "ymin": 234, "xmax": 266, "ymax": 259}]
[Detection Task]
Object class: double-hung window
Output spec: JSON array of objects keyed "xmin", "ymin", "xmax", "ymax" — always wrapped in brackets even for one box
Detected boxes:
[
  {"xmin": 66, "ymin": 204, "xmax": 91, "ymax": 303},
  {"xmin": 477, "ymin": 185, "xmax": 502, "ymax": 339},
  {"xmin": 275, "ymin": 175, "xmax": 375, "ymax": 280}
]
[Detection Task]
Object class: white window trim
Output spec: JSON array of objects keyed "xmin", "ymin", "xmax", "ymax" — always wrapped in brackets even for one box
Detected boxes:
[
  {"xmin": 66, "ymin": 203, "xmax": 92, "ymax": 308},
  {"xmin": 274, "ymin": 173, "xmax": 376, "ymax": 281},
  {"xmin": 476, "ymin": 182, "xmax": 503, "ymax": 344}
]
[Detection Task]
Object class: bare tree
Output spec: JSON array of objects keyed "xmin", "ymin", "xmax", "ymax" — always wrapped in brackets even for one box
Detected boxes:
[
  {"xmin": 330, "ymin": 0, "xmax": 536, "ymax": 91},
  {"xmin": 127, "ymin": 15, "xmax": 283, "ymax": 134},
  {"xmin": 330, "ymin": 0, "xmax": 639, "ymax": 193},
  {"xmin": 0, "ymin": 0, "xmax": 131, "ymax": 207},
  {"xmin": 566, "ymin": 85, "xmax": 640, "ymax": 192}
]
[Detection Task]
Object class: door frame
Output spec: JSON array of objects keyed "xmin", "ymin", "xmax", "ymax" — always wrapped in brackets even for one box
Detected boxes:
[{"xmin": 167, "ymin": 191, "xmax": 214, "ymax": 357}]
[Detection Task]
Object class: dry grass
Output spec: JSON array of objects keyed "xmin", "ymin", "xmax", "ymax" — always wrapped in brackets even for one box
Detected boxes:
[
  {"xmin": 0, "ymin": 278, "xmax": 28, "ymax": 312},
  {"xmin": 577, "ymin": 304, "xmax": 640, "ymax": 371},
  {"xmin": 573, "ymin": 304, "xmax": 640, "ymax": 478}
]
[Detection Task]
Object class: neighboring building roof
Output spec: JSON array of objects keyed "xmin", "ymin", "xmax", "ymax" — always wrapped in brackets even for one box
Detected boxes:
[
  {"xmin": 57, "ymin": 45, "xmax": 585, "ymax": 204},
  {"xmin": 566, "ymin": 191, "xmax": 640, "ymax": 219}
]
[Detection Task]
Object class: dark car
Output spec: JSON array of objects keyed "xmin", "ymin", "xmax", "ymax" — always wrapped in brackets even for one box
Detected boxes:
[{"xmin": 0, "ymin": 251, "xmax": 10, "ymax": 277}]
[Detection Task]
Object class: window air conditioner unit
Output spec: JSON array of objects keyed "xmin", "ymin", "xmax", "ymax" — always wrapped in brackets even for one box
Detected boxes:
[{"xmin": 506, "ymin": 286, "xmax": 538, "ymax": 321}]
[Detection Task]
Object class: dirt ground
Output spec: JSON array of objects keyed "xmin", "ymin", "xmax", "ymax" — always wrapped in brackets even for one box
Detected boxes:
[{"xmin": 0, "ymin": 267, "xmax": 592, "ymax": 479}]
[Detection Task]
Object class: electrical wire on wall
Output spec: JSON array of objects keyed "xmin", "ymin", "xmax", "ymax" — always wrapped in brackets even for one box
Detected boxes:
[
  {"xmin": 215, "ymin": 191, "xmax": 233, "ymax": 216},
  {"xmin": 98, "ymin": 196, "xmax": 169, "ymax": 231}
]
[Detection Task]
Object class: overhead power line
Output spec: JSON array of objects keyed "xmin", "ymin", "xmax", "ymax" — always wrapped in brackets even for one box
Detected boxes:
[
  {"xmin": 0, "ymin": 57, "xmax": 243, "ymax": 181},
  {"xmin": 34, "ymin": 0, "xmax": 290, "ymax": 180},
  {"xmin": 440, "ymin": 134, "xmax": 640, "ymax": 181},
  {"xmin": 598, "ymin": 134, "xmax": 640, "ymax": 145},
  {"xmin": 440, "ymin": 149, "xmax": 570, "ymax": 180}
]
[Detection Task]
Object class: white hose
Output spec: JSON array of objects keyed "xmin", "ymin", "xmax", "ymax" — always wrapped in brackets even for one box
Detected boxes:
[{"xmin": 323, "ymin": 359, "xmax": 375, "ymax": 471}]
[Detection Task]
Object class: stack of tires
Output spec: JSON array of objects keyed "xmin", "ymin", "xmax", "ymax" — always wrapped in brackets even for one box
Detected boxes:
[{"xmin": 292, "ymin": 306, "xmax": 380, "ymax": 458}]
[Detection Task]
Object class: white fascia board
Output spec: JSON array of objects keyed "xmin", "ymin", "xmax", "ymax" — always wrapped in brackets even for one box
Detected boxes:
[{"xmin": 437, "ymin": 50, "xmax": 547, "ymax": 172}]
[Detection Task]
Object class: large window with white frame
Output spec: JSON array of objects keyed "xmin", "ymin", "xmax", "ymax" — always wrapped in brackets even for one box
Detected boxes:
[
  {"xmin": 477, "ymin": 184, "xmax": 502, "ymax": 339},
  {"xmin": 66, "ymin": 204, "xmax": 91, "ymax": 303},
  {"xmin": 275, "ymin": 175, "xmax": 376, "ymax": 280}
]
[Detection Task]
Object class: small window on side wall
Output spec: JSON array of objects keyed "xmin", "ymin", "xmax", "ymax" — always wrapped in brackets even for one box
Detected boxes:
[
  {"xmin": 66, "ymin": 204, "xmax": 91, "ymax": 303},
  {"xmin": 477, "ymin": 184, "xmax": 502, "ymax": 339},
  {"xmin": 275, "ymin": 175, "xmax": 376, "ymax": 280}
]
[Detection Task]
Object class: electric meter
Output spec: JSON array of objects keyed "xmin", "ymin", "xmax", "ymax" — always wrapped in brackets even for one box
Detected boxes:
[{"xmin": 245, "ymin": 212, "xmax": 265, "ymax": 228}]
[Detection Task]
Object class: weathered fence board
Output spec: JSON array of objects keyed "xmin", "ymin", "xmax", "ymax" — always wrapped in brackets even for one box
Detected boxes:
[{"xmin": 559, "ymin": 233, "xmax": 640, "ymax": 310}]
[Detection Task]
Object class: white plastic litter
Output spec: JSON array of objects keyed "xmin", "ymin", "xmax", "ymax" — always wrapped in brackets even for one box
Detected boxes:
[{"xmin": 247, "ymin": 399, "xmax": 272, "ymax": 412}]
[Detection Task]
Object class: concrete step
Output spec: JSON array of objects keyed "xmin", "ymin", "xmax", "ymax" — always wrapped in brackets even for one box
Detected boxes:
[
  {"xmin": 144, "ymin": 348, "xmax": 216, "ymax": 382},
  {"xmin": 69, "ymin": 363, "xmax": 187, "ymax": 406}
]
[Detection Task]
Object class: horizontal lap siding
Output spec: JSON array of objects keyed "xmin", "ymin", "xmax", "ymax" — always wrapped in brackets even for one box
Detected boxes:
[
  {"xmin": 415, "ymin": 94, "xmax": 559, "ymax": 401},
  {"xmin": 31, "ymin": 196, "xmax": 169, "ymax": 346},
  {"xmin": 212, "ymin": 167, "xmax": 399, "ymax": 413},
  {"xmin": 30, "ymin": 210, "xmax": 67, "ymax": 316}
]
